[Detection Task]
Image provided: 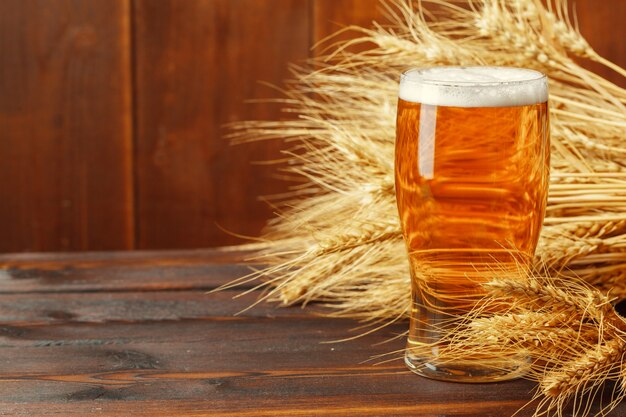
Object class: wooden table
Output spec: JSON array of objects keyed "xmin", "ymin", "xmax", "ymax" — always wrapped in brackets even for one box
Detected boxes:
[{"xmin": 0, "ymin": 248, "xmax": 620, "ymax": 416}]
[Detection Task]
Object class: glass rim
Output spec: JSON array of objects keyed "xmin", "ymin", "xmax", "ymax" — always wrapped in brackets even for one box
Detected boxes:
[{"xmin": 400, "ymin": 66, "xmax": 547, "ymax": 88}]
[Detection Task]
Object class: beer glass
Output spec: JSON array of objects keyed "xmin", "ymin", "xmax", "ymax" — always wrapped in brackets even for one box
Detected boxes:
[{"xmin": 395, "ymin": 67, "xmax": 549, "ymax": 382}]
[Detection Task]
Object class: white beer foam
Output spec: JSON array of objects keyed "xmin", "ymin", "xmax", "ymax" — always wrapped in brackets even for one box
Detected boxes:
[{"xmin": 399, "ymin": 67, "xmax": 548, "ymax": 107}]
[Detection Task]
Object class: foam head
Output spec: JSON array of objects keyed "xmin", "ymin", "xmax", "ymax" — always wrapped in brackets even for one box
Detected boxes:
[{"xmin": 399, "ymin": 66, "xmax": 548, "ymax": 107}]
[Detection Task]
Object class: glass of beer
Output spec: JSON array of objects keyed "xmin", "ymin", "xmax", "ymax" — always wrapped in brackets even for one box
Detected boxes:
[{"xmin": 395, "ymin": 67, "xmax": 549, "ymax": 382}]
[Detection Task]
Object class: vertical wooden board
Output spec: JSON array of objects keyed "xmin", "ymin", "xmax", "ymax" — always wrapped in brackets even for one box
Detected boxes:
[
  {"xmin": 133, "ymin": 0, "xmax": 310, "ymax": 249},
  {"xmin": 574, "ymin": 0, "xmax": 626, "ymax": 88},
  {"xmin": 312, "ymin": 0, "xmax": 385, "ymax": 53},
  {"xmin": 0, "ymin": 0, "xmax": 134, "ymax": 252}
]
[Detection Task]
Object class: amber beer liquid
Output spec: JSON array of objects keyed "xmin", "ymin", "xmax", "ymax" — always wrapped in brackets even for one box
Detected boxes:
[{"xmin": 395, "ymin": 67, "xmax": 549, "ymax": 382}]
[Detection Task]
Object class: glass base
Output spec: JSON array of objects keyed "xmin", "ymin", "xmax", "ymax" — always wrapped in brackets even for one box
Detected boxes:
[{"xmin": 405, "ymin": 350, "xmax": 529, "ymax": 383}]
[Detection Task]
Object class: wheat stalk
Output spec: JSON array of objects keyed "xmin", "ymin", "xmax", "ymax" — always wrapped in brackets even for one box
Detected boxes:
[
  {"xmin": 435, "ymin": 271, "xmax": 626, "ymax": 416},
  {"xmin": 229, "ymin": 0, "xmax": 626, "ymax": 415},
  {"xmin": 237, "ymin": 0, "xmax": 626, "ymax": 316}
]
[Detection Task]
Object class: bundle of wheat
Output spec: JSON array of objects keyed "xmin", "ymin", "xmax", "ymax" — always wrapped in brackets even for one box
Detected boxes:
[{"xmin": 224, "ymin": 1, "xmax": 626, "ymax": 415}]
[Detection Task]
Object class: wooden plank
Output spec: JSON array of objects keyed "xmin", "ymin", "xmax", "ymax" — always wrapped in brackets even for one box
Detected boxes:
[
  {"xmin": 133, "ymin": 0, "xmax": 310, "ymax": 249},
  {"xmin": 0, "ymin": 0, "xmax": 134, "ymax": 252},
  {"xmin": 0, "ymin": 248, "xmax": 262, "ymax": 293},
  {"xmin": 0, "ymin": 246, "xmax": 254, "ymax": 266},
  {"xmin": 0, "ymin": 290, "xmax": 315, "ymax": 323},
  {"xmin": 0, "ymin": 258, "xmax": 254, "ymax": 293},
  {"xmin": 0, "ymin": 381, "xmax": 536, "ymax": 417},
  {"xmin": 0, "ymin": 249, "xmax": 621, "ymax": 416},
  {"xmin": 0, "ymin": 300, "xmax": 539, "ymax": 416},
  {"xmin": 0, "ymin": 401, "xmax": 537, "ymax": 417}
]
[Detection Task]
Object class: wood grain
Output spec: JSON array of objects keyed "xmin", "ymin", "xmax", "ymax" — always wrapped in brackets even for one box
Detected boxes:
[
  {"xmin": 1, "ymin": 1, "xmax": 625, "ymax": 253},
  {"xmin": 0, "ymin": 248, "xmax": 554, "ymax": 417},
  {"xmin": 0, "ymin": 247, "xmax": 258, "ymax": 293},
  {"xmin": 1, "ymin": 248, "xmax": 621, "ymax": 416},
  {"xmin": 0, "ymin": 0, "xmax": 134, "ymax": 252},
  {"xmin": 132, "ymin": 0, "xmax": 310, "ymax": 249}
]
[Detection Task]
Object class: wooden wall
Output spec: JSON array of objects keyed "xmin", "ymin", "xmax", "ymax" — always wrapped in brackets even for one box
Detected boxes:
[{"xmin": 0, "ymin": 0, "xmax": 624, "ymax": 252}]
